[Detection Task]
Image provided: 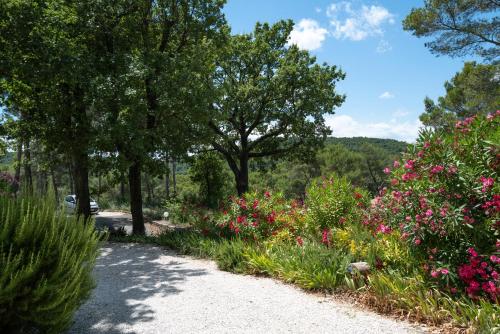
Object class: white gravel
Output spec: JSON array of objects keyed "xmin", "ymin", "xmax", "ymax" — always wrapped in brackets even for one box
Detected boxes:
[{"xmin": 69, "ymin": 243, "xmax": 428, "ymax": 334}]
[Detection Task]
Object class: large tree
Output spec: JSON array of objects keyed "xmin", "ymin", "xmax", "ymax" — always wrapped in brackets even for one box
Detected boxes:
[
  {"xmin": 209, "ymin": 21, "xmax": 345, "ymax": 195},
  {"xmin": 403, "ymin": 0, "xmax": 500, "ymax": 61},
  {"xmin": 420, "ymin": 61, "xmax": 500, "ymax": 129}
]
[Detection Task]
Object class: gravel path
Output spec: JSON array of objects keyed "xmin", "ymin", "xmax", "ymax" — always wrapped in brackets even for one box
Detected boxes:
[{"xmin": 69, "ymin": 243, "xmax": 428, "ymax": 334}]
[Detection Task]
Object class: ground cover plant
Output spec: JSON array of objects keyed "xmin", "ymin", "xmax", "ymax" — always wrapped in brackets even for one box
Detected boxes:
[
  {"xmin": 0, "ymin": 195, "xmax": 101, "ymax": 334},
  {"xmin": 113, "ymin": 112, "xmax": 500, "ymax": 332}
]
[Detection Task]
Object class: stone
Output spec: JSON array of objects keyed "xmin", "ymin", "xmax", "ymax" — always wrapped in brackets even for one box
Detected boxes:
[{"xmin": 347, "ymin": 262, "xmax": 370, "ymax": 274}]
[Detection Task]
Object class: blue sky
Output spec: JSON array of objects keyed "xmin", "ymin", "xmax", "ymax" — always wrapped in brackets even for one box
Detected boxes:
[{"xmin": 223, "ymin": 0, "xmax": 474, "ymax": 142}]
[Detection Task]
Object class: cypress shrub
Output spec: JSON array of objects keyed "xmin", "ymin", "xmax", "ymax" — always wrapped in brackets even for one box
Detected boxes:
[{"xmin": 0, "ymin": 196, "xmax": 101, "ymax": 333}]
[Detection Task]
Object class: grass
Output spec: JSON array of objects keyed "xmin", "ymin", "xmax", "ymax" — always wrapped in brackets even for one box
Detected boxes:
[{"xmin": 110, "ymin": 230, "xmax": 500, "ymax": 333}]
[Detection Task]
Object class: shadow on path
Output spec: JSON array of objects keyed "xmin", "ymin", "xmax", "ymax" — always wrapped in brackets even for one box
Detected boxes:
[{"xmin": 69, "ymin": 243, "xmax": 208, "ymax": 334}]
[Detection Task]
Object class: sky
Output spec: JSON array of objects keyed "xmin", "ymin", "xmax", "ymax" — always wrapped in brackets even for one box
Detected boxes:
[{"xmin": 223, "ymin": 0, "xmax": 474, "ymax": 142}]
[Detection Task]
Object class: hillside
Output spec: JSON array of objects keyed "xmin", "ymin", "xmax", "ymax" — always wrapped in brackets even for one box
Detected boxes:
[{"xmin": 326, "ymin": 137, "xmax": 408, "ymax": 156}]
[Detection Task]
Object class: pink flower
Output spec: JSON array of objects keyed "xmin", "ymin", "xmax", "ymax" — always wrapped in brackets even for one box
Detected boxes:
[
  {"xmin": 252, "ymin": 199, "xmax": 259, "ymax": 209},
  {"xmin": 393, "ymin": 160, "xmax": 400, "ymax": 168},
  {"xmin": 490, "ymin": 255, "xmax": 500, "ymax": 264},
  {"xmin": 264, "ymin": 191, "xmax": 271, "ymax": 198},
  {"xmin": 480, "ymin": 176, "xmax": 494, "ymax": 193},
  {"xmin": 376, "ymin": 224, "xmax": 392, "ymax": 234},
  {"xmin": 448, "ymin": 166, "xmax": 458, "ymax": 174},
  {"xmin": 383, "ymin": 167, "xmax": 391, "ymax": 174},
  {"xmin": 431, "ymin": 270, "xmax": 440, "ymax": 278},
  {"xmin": 404, "ymin": 160, "xmax": 415, "ymax": 170},
  {"xmin": 430, "ymin": 165, "xmax": 444, "ymax": 174},
  {"xmin": 467, "ymin": 247, "xmax": 478, "ymax": 257},
  {"xmin": 414, "ymin": 239, "xmax": 421, "ymax": 245},
  {"xmin": 440, "ymin": 268, "xmax": 449, "ymax": 275},
  {"xmin": 425, "ymin": 209, "xmax": 433, "ymax": 217}
]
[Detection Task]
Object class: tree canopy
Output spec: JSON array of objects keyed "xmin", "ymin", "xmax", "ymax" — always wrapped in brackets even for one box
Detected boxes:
[
  {"xmin": 403, "ymin": 0, "xmax": 500, "ymax": 61},
  {"xmin": 420, "ymin": 61, "xmax": 500, "ymax": 129},
  {"xmin": 209, "ymin": 21, "xmax": 345, "ymax": 195}
]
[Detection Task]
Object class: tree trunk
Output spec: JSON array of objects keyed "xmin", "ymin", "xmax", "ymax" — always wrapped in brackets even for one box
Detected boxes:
[
  {"xmin": 98, "ymin": 172, "xmax": 102, "ymax": 203},
  {"xmin": 145, "ymin": 173, "xmax": 152, "ymax": 204},
  {"xmin": 73, "ymin": 150, "xmax": 91, "ymax": 221},
  {"xmin": 236, "ymin": 155, "xmax": 249, "ymax": 196},
  {"xmin": 120, "ymin": 171, "xmax": 126, "ymax": 202},
  {"xmin": 23, "ymin": 139, "xmax": 33, "ymax": 194},
  {"xmin": 68, "ymin": 163, "xmax": 75, "ymax": 194},
  {"xmin": 129, "ymin": 161, "xmax": 145, "ymax": 235},
  {"xmin": 165, "ymin": 160, "xmax": 170, "ymax": 198},
  {"xmin": 50, "ymin": 166, "xmax": 59, "ymax": 204},
  {"xmin": 172, "ymin": 158, "xmax": 177, "ymax": 196},
  {"xmin": 14, "ymin": 140, "xmax": 22, "ymax": 195}
]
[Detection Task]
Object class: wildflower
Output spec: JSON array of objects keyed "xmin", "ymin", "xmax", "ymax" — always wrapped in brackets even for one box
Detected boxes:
[
  {"xmin": 296, "ymin": 236, "xmax": 304, "ymax": 247},
  {"xmin": 383, "ymin": 167, "xmax": 391, "ymax": 174}
]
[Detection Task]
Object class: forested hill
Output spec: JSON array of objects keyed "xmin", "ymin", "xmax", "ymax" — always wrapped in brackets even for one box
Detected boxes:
[{"xmin": 326, "ymin": 137, "xmax": 408, "ymax": 156}]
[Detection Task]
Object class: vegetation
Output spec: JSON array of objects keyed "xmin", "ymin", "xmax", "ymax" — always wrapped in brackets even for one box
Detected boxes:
[
  {"xmin": 0, "ymin": 196, "xmax": 101, "ymax": 334},
  {"xmin": 421, "ymin": 62, "xmax": 500, "ymax": 130},
  {"xmin": 403, "ymin": 0, "xmax": 500, "ymax": 61},
  {"xmin": 113, "ymin": 113, "xmax": 500, "ymax": 332},
  {"xmin": 209, "ymin": 21, "xmax": 345, "ymax": 195}
]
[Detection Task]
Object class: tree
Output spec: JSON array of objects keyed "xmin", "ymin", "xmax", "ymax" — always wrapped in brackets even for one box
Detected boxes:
[
  {"xmin": 189, "ymin": 152, "xmax": 229, "ymax": 208},
  {"xmin": 403, "ymin": 0, "xmax": 500, "ymax": 61},
  {"xmin": 420, "ymin": 62, "xmax": 500, "ymax": 129},
  {"xmin": 209, "ymin": 21, "xmax": 345, "ymax": 195}
]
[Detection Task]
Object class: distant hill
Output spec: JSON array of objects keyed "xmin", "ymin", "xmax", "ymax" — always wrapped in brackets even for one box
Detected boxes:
[{"xmin": 326, "ymin": 137, "xmax": 408, "ymax": 156}]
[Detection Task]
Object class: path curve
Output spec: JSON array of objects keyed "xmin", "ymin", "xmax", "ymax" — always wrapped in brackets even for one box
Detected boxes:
[{"xmin": 69, "ymin": 243, "xmax": 427, "ymax": 334}]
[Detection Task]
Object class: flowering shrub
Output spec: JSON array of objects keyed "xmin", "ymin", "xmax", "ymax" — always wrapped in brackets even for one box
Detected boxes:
[
  {"xmin": 0, "ymin": 172, "xmax": 17, "ymax": 196},
  {"xmin": 305, "ymin": 175, "xmax": 369, "ymax": 233},
  {"xmin": 366, "ymin": 112, "xmax": 500, "ymax": 300},
  {"xmin": 212, "ymin": 191, "xmax": 307, "ymax": 243}
]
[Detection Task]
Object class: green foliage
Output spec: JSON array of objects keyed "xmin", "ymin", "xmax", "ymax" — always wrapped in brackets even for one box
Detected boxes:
[
  {"xmin": 420, "ymin": 62, "xmax": 500, "ymax": 130},
  {"xmin": 0, "ymin": 196, "xmax": 101, "ymax": 334},
  {"xmin": 210, "ymin": 20, "xmax": 345, "ymax": 194},
  {"xmin": 367, "ymin": 113, "xmax": 500, "ymax": 299},
  {"xmin": 305, "ymin": 175, "xmax": 368, "ymax": 231},
  {"xmin": 403, "ymin": 0, "xmax": 500, "ymax": 61},
  {"xmin": 189, "ymin": 152, "xmax": 231, "ymax": 208}
]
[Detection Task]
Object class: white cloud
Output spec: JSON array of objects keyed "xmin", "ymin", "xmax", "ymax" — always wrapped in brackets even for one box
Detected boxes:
[
  {"xmin": 392, "ymin": 109, "xmax": 409, "ymax": 118},
  {"xmin": 326, "ymin": 115, "xmax": 422, "ymax": 142},
  {"xmin": 379, "ymin": 91, "xmax": 395, "ymax": 99},
  {"xmin": 288, "ymin": 19, "xmax": 328, "ymax": 51},
  {"xmin": 326, "ymin": 2, "xmax": 395, "ymax": 41},
  {"xmin": 376, "ymin": 39, "xmax": 392, "ymax": 53}
]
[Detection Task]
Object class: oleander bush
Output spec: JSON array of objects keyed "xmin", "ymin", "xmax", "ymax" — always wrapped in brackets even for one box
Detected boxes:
[
  {"xmin": 366, "ymin": 112, "xmax": 499, "ymax": 300},
  {"xmin": 0, "ymin": 196, "xmax": 101, "ymax": 334}
]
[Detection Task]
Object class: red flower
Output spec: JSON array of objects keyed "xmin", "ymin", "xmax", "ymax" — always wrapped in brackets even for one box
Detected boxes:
[
  {"xmin": 296, "ymin": 236, "xmax": 304, "ymax": 247},
  {"xmin": 322, "ymin": 228, "xmax": 331, "ymax": 247}
]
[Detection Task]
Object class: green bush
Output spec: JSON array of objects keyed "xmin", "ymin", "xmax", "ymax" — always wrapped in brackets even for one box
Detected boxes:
[
  {"xmin": 0, "ymin": 196, "xmax": 101, "ymax": 334},
  {"xmin": 366, "ymin": 113, "xmax": 499, "ymax": 300},
  {"xmin": 305, "ymin": 175, "xmax": 368, "ymax": 233}
]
